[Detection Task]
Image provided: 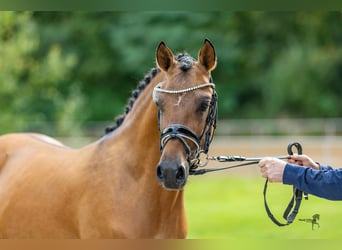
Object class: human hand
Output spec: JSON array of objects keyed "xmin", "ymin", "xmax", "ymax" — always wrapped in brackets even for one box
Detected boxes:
[
  {"xmin": 288, "ymin": 154, "xmax": 319, "ymax": 170},
  {"xmin": 258, "ymin": 157, "xmax": 287, "ymax": 183}
]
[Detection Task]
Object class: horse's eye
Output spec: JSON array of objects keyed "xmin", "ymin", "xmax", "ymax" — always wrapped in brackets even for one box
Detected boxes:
[{"xmin": 198, "ymin": 100, "xmax": 210, "ymax": 114}]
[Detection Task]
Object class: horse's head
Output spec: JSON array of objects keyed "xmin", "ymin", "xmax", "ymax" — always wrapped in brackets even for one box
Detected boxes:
[
  {"xmin": 153, "ymin": 39, "xmax": 217, "ymax": 190},
  {"xmin": 313, "ymin": 214, "xmax": 320, "ymax": 220}
]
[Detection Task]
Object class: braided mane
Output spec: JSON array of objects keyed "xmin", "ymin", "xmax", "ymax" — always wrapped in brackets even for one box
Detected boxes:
[
  {"xmin": 105, "ymin": 53, "xmax": 194, "ymax": 134},
  {"xmin": 104, "ymin": 67, "xmax": 160, "ymax": 134}
]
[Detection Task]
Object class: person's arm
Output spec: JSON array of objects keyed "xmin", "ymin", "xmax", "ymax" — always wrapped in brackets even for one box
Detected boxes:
[
  {"xmin": 317, "ymin": 163, "xmax": 334, "ymax": 171},
  {"xmin": 283, "ymin": 163, "xmax": 342, "ymax": 200}
]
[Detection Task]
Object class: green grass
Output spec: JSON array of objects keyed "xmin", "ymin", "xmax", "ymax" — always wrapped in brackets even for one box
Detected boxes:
[{"xmin": 185, "ymin": 174, "xmax": 342, "ymax": 239}]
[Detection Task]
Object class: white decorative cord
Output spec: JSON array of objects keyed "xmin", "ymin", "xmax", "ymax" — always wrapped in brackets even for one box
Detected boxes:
[{"xmin": 152, "ymin": 82, "xmax": 215, "ymax": 102}]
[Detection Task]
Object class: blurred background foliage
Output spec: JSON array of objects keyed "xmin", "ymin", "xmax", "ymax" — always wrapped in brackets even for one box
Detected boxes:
[{"xmin": 1, "ymin": 11, "xmax": 342, "ymax": 135}]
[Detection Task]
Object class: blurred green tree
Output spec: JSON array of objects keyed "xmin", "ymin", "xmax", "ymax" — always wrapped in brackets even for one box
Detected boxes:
[
  {"xmin": 0, "ymin": 12, "xmax": 83, "ymax": 135},
  {"xmin": 1, "ymin": 11, "xmax": 342, "ymax": 135}
]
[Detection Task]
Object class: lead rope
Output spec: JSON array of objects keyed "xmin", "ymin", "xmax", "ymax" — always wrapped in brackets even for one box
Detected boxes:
[{"xmin": 263, "ymin": 179, "xmax": 303, "ymax": 226}]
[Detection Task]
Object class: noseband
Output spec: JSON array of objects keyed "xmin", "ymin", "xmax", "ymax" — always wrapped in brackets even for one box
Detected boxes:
[{"xmin": 153, "ymin": 81, "xmax": 218, "ymax": 170}]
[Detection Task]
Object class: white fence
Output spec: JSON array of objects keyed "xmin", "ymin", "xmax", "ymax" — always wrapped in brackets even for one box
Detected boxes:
[
  {"xmin": 13, "ymin": 118, "xmax": 342, "ymax": 137},
  {"xmin": 6, "ymin": 118, "xmax": 342, "ymax": 173},
  {"xmin": 215, "ymin": 118, "xmax": 342, "ymax": 136}
]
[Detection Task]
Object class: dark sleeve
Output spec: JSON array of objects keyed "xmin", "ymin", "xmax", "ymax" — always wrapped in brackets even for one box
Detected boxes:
[
  {"xmin": 318, "ymin": 164, "xmax": 334, "ymax": 171},
  {"xmin": 282, "ymin": 163, "xmax": 342, "ymax": 200}
]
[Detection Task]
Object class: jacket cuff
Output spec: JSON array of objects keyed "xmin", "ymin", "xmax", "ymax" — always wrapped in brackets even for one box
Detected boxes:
[{"xmin": 282, "ymin": 163, "xmax": 306, "ymax": 185}]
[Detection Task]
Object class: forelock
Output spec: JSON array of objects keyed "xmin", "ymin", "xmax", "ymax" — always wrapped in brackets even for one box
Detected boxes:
[{"xmin": 175, "ymin": 53, "xmax": 194, "ymax": 71}]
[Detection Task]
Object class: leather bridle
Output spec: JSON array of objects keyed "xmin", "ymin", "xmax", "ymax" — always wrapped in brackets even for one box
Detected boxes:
[{"xmin": 153, "ymin": 80, "xmax": 218, "ymax": 170}]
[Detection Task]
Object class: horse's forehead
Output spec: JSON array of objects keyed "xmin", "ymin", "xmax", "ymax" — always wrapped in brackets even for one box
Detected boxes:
[{"xmin": 167, "ymin": 64, "xmax": 208, "ymax": 87}]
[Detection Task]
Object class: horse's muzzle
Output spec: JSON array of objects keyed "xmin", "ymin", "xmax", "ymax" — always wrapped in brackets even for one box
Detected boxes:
[{"xmin": 156, "ymin": 159, "xmax": 188, "ymax": 190}]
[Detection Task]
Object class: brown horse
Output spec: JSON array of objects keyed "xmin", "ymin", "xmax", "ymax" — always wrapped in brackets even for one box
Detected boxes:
[{"xmin": 0, "ymin": 39, "xmax": 217, "ymax": 238}]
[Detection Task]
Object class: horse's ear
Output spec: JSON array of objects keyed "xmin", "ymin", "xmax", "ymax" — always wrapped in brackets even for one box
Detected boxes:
[
  {"xmin": 156, "ymin": 41, "xmax": 175, "ymax": 72},
  {"xmin": 198, "ymin": 39, "xmax": 216, "ymax": 72}
]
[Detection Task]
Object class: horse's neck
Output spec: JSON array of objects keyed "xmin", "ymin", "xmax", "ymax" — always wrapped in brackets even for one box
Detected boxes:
[
  {"xmin": 102, "ymin": 73, "xmax": 162, "ymax": 170},
  {"xmin": 87, "ymin": 73, "xmax": 186, "ymax": 237}
]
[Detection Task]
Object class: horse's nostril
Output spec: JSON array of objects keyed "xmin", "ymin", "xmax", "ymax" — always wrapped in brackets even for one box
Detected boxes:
[
  {"xmin": 156, "ymin": 162, "xmax": 187, "ymax": 188},
  {"xmin": 176, "ymin": 166, "xmax": 185, "ymax": 182},
  {"xmin": 156, "ymin": 165, "xmax": 164, "ymax": 180}
]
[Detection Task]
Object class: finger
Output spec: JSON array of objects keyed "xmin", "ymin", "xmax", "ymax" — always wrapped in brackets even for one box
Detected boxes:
[
  {"xmin": 258, "ymin": 159, "xmax": 265, "ymax": 168},
  {"xmin": 287, "ymin": 154, "xmax": 295, "ymax": 162},
  {"xmin": 260, "ymin": 167, "xmax": 266, "ymax": 174},
  {"xmin": 289, "ymin": 154, "xmax": 306, "ymax": 161}
]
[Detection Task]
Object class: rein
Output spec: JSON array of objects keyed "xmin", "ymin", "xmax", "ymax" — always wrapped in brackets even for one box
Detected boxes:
[
  {"xmin": 190, "ymin": 142, "xmax": 308, "ymax": 227},
  {"xmin": 189, "ymin": 155, "xmax": 290, "ymax": 175}
]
